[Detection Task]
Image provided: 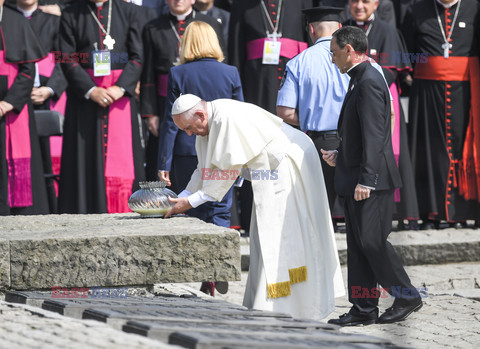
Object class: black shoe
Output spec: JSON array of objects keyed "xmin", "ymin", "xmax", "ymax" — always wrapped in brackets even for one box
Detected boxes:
[
  {"xmin": 451, "ymin": 221, "xmax": 467, "ymax": 229},
  {"xmin": 474, "ymin": 220, "xmax": 480, "ymax": 229},
  {"xmin": 396, "ymin": 220, "xmax": 406, "ymax": 231},
  {"xmin": 378, "ymin": 298, "xmax": 423, "ymax": 324},
  {"xmin": 215, "ymin": 281, "xmax": 229, "ymax": 294},
  {"xmin": 420, "ymin": 220, "xmax": 438, "ymax": 230},
  {"xmin": 334, "ymin": 223, "xmax": 346, "ymax": 233},
  {"xmin": 406, "ymin": 220, "xmax": 420, "ymax": 231},
  {"xmin": 328, "ymin": 312, "xmax": 377, "ymax": 326}
]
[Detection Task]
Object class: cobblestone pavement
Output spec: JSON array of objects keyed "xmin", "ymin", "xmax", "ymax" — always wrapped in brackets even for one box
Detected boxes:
[
  {"xmin": 0, "ymin": 301, "xmax": 179, "ymax": 349},
  {"xmin": 183, "ymin": 262, "xmax": 480, "ymax": 348}
]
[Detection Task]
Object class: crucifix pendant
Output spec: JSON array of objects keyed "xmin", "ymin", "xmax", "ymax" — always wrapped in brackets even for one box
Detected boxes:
[
  {"xmin": 267, "ymin": 30, "xmax": 282, "ymax": 41},
  {"xmin": 442, "ymin": 42, "xmax": 452, "ymax": 59},
  {"xmin": 103, "ymin": 35, "xmax": 115, "ymax": 51}
]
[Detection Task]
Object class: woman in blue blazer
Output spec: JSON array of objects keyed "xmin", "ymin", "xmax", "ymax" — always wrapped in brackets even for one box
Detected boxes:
[{"xmin": 157, "ymin": 21, "xmax": 243, "ymax": 295}]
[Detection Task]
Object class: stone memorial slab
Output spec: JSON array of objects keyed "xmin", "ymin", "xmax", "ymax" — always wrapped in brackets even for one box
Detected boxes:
[
  {"xmin": 83, "ymin": 307, "xmax": 293, "ymax": 330},
  {"xmin": 5, "ymin": 291, "xmax": 55, "ymax": 307},
  {"xmin": 0, "ymin": 237, "xmax": 9, "ymax": 288},
  {"xmin": 123, "ymin": 318, "xmax": 338, "ymax": 341},
  {"xmin": 169, "ymin": 330, "xmax": 397, "ymax": 349},
  {"xmin": 41, "ymin": 296, "xmax": 249, "ymax": 319},
  {"xmin": 0, "ymin": 214, "xmax": 241, "ymax": 289}
]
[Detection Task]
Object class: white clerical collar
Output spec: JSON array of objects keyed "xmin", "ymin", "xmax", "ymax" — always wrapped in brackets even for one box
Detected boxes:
[
  {"xmin": 356, "ymin": 13, "xmax": 375, "ymax": 26},
  {"xmin": 347, "ymin": 62, "xmax": 361, "ymax": 73},
  {"xmin": 436, "ymin": 0, "xmax": 460, "ymax": 9},
  {"xmin": 17, "ymin": 6, "xmax": 37, "ymax": 17},
  {"xmin": 170, "ymin": 8, "xmax": 193, "ymax": 21},
  {"xmin": 347, "ymin": 59, "xmax": 368, "ymax": 73}
]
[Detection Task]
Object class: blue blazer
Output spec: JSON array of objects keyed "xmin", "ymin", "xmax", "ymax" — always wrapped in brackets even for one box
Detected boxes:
[{"xmin": 158, "ymin": 58, "xmax": 244, "ymax": 171}]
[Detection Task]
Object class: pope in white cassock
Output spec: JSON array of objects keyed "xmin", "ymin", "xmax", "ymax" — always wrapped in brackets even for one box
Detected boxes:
[{"xmin": 164, "ymin": 94, "xmax": 345, "ymax": 320}]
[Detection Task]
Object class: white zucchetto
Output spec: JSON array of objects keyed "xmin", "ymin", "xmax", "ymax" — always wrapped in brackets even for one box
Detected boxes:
[{"xmin": 171, "ymin": 94, "xmax": 202, "ymax": 115}]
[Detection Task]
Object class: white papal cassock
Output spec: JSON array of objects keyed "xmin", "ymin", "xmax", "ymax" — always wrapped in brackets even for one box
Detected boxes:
[{"xmin": 184, "ymin": 99, "xmax": 345, "ymax": 320}]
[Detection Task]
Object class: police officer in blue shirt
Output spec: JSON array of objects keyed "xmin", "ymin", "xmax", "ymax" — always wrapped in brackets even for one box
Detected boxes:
[{"xmin": 277, "ymin": 6, "xmax": 348, "ymax": 216}]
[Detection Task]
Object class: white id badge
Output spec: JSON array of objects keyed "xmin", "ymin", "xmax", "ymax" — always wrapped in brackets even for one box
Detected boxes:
[
  {"xmin": 262, "ymin": 39, "xmax": 281, "ymax": 65},
  {"xmin": 93, "ymin": 50, "xmax": 111, "ymax": 77}
]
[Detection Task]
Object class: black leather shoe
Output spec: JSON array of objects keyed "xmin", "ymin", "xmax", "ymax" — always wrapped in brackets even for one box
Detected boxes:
[
  {"xmin": 420, "ymin": 220, "xmax": 438, "ymax": 230},
  {"xmin": 215, "ymin": 281, "xmax": 229, "ymax": 294},
  {"xmin": 406, "ymin": 220, "xmax": 420, "ymax": 231},
  {"xmin": 328, "ymin": 312, "xmax": 377, "ymax": 326},
  {"xmin": 451, "ymin": 221, "xmax": 467, "ymax": 229},
  {"xmin": 378, "ymin": 298, "xmax": 423, "ymax": 324}
]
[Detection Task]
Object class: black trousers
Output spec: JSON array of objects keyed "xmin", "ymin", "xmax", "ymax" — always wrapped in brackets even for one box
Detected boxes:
[{"xmin": 344, "ymin": 190, "xmax": 420, "ymax": 315}]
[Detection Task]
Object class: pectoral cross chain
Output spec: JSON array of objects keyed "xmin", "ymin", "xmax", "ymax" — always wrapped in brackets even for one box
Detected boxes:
[
  {"xmin": 442, "ymin": 43, "xmax": 452, "ymax": 59},
  {"xmin": 103, "ymin": 35, "xmax": 116, "ymax": 51}
]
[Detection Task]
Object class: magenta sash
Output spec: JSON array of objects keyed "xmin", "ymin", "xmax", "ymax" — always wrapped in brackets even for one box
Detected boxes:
[
  {"xmin": 36, "ymin": 53, "xmax": 68, "ymax": 115},
  {"xmin": 86, "ymin": 69, "xmax": 135, "ymax": 213},
  {"xmin": 0, "ymin": 51, "xmax": 33, "ymax": 207},
  {"xmin": 389, "ymin": 83, "xmax": 401, "ymax": 203},
  {"xmin": 157, "ymin": 74, "xmax": 168, "ymax": 97},
  {"xmin": 37, "ymin": 52, "xmax": 66, "ymax": 192},
  {"xmin": 246, "ymin": 38, "xmax": 308, "ymax": 61}
]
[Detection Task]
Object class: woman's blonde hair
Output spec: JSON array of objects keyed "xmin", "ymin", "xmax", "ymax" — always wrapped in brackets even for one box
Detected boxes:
[{"xmin": 179, "ymin": 21, "xmax": 224, "ymax": 64}]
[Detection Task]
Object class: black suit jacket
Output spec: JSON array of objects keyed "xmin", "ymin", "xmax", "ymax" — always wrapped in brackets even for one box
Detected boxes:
[{"xmin": 334, "ymin": 61, "xmax": 402, "ymax": 197}]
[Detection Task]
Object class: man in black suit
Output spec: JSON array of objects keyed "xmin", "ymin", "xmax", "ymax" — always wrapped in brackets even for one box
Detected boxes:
[{"xmin": 323, "ymin": 26, "xmax": 422, "ymax": 326}]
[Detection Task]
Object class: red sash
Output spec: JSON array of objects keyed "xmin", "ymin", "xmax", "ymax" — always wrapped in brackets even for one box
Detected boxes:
[
  {"xmin": 0, "ymin": 51, "xmax": 32, "ymax": 207},
  {"xmin": 246, "ymin": 38, "xmax": 308, "ymax": 61},
  {"xmin": 414, "ymin": 56, "xmax": 480, "ymax": 203},
  {"xmin": 86, "ymin": 69, "xmax": 135, "ymax": 213}
]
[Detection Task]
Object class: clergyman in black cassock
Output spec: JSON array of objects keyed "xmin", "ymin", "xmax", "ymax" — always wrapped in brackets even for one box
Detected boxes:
[
  {"xmin": 140, "ymin": 1, "xmax": 225, "ymax": 182},
  {"xmin": 0, "ymin": 1, "xmax": 49, "ymax": 215},
  {"xmin": 58, "ymin": 0, "xmax": 145, "ymax": 213},
  {"xmin": 17, "ymin": 0, "xmax": 69, "ymax": 213},
  {"xmin": 228, "ymin": 0, "xmax": 312, "ymax": 114},
  {"xmin": 325, "ymin": 26, "xmax": 422, "ymax": 326},
  {"xmin": 344, "ymin": 0, "xmax": 420, "ymax": 229},
  {"xmin": 402, "ymin": 0, "xmax": 480, "ymax": 226}
]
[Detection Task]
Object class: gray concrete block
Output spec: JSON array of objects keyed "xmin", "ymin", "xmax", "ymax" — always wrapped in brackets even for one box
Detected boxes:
[
  {"xmin": 123, "ymin": 318, "xmax": 338, "ymax": 341},
  {"xmin": 0, "ymin": 214, "xmax": 241, "ymax": 290},
  {"xmin": 169, "ymin": 329, "xmax": 395, "ymax": 349},
  {"xmin": 83, "ymin": 307, "xmax": 292, "ymax": 330},
  {"xmin": 0, "ymin": 238, "xmax": 9, "ymax": 288}
]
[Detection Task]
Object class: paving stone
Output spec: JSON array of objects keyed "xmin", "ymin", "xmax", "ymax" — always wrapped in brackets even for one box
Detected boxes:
[
  {"xmin": 168, "ymin": 329, "xmax": 399, "ymax": 349},
  {"xmin": 0, "ymin": 301, "xmax": 179, "ymax": 348},
  {"xmin": 123, "ymin": 318, "xmax": 338, "ymax": 341}
]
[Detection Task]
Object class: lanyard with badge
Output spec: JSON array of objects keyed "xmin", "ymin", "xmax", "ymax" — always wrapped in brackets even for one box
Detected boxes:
[
  {"xmin": 169, "ymin": 11, "xmax": 195, "ymax": 63},
  {"xmin": 434, "ymin": 0, "xmax": 461, "ymax": 59},
  {"xmin": 88, "ymin": 2, "xmax": 115, "ymax": 76},
  {"xmin": 260, "ymin": 0, "xmax": 283, "ymax": 65}
]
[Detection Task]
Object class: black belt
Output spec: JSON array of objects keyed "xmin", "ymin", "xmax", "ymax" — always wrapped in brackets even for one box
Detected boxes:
[{"xmin": 306, "ymin": 130, "xmax": 339, "ymax": 138}]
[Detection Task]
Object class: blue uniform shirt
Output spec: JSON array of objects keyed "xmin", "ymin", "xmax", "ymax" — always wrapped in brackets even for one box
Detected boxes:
[{"xmin": 276, "ymin": 36, "xmax": 350, "ymax": 132}]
